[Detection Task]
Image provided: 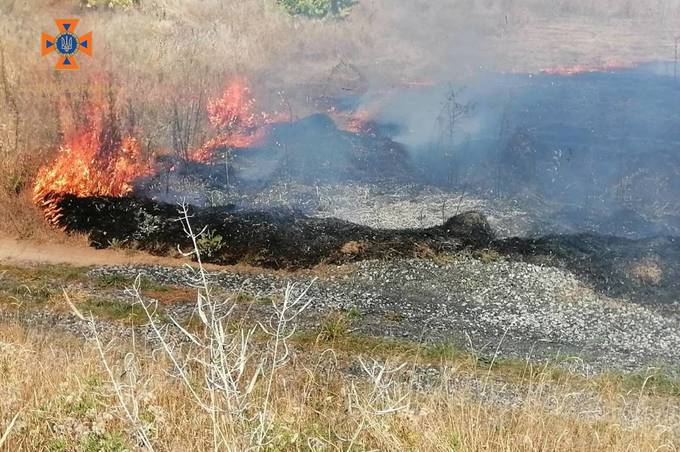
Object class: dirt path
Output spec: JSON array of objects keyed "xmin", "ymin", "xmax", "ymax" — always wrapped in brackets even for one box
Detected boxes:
[
  {"xmin": 0, "ymin": 238, "xmax": 330, "ymax": 276},
  {"xmin": 0, "ymin": 238, "xmax": 193, "ymax": 268}
]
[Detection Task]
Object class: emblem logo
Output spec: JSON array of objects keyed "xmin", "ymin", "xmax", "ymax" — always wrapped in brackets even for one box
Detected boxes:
[{"xmin": 41, "ymin": 19, "xmax": 92, "ymax": 70}]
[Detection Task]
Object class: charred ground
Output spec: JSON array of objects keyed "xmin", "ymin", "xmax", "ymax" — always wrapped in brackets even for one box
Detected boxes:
[
  {"xmin": 56, "ymin": 192, "xmax": 680, "ymax": 307},
  {"xmin": 55, "ymin": 194, "xmax": 493, "ymax": 267}
]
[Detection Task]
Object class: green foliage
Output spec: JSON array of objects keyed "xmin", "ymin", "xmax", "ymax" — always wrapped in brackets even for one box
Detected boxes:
[
  {"xmin": 80, "ymin": 432, "xmax": 127, "ymax": 452},
  {"xmin": 197, "ymin": 229, "xmax": 224, "ymax": 258},
  {"xmin": 317, "ymin": 311, "xmax": 350, "ymax": 342},
  {"xmin": 345, "ymin": 306, "xmax": 362, "ymax": 320},
  {"xmin": 277, "ymin": 0, "xmax": 354, "ymax": 18},
  {"xmin": 80, "ymin": 296, "xmax": 149, "ymax": 324},
  {"xmin": 96, "ymin": 274, "xmax": 131, "ymax": 288},
  {"xmin": 612, "ymin": 370, "xmax": 680, "ymax": 397}
]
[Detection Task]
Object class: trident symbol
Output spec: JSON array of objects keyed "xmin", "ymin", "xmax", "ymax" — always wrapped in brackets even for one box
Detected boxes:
[{"xmin": 60, "ymin": 35, "xmax": 74, "ymax": 53}]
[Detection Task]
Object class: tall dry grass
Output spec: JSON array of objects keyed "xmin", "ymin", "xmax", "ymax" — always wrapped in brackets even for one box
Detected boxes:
[{"xmin": 0, "ymin": 309, "xmax": 678, "ymax": 450}]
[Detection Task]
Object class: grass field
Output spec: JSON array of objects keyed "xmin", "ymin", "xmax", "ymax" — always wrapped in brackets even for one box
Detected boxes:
[{"xmin": 0, "ymin": 261, "xmax": 678, "ymax": 450}]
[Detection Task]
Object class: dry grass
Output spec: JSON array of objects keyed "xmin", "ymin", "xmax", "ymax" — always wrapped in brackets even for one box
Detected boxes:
[
  {"xmin": 0, "ymin": 319, "xmax": 678, "ymax": 451},
  {"xmin": 0, "ymin": 191, "xmax": 82, "ymax": 241},
  {"xmin": 340, "ymin": 240, "xmax": 366, "ymax": 254},
  {"xmin": 630, "ymin": 259, "xmax": 664, "ymax": 285},
  {"xmin": 1, "ymin": 212, "xmax": 677, "ymax": 450}
]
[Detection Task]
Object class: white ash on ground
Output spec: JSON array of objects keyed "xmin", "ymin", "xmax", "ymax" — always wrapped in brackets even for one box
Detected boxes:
[
  {"xmin": 154, "ymin": 179, "xmax": 533, "ymax": 237},
  {"xmin": 88, "ymin": 254, "xmax": 680, "ymax": 374},
  {"xmin": 151, "ymin": 176, "xmax": 680, "ymax": 239},
  {"xmin": 309, "ymin": 183, "xmax": 531, "ymax": 236}
]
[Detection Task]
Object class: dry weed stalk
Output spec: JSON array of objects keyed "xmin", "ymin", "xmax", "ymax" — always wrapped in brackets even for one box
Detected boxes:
[{"xmin": 83, "ymin": 204, "xmax": 324, "ymax": 449}]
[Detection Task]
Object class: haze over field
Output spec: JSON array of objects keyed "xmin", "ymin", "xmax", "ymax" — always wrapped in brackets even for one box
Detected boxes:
[{"xmin": 1, "ymin": 1, "xmax": 680, "ymax": 451}]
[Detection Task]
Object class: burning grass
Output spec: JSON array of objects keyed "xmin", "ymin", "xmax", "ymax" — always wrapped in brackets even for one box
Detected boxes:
[
  {"xmin": 33, "ymin": 133, "xmax": 152, "ymax": 227},
  {"xmin": 28, "ymin": 75, "xmax": 273, "ymax": 226},
  {"xmin": 190, "ymin": 77, "xmax": 287, "ymax": 162}
]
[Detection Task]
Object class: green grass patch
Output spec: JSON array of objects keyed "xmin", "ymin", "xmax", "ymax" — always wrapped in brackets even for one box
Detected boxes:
[
  {"xmin": 0, "ymin": 274, "xmax": 60, "ymax": 309},
  {"xmin": 47, "ymin": 432, "xmax": 127, "ymax": 452},
  {"xmin": 277, "ymin": 0, "xmax": 355, "ymax": 18},
  {"xmin": 95, "ymin": 274, "xmax": 132, "ymax": 288},
  {"xmin": 232, "ymin": 291, "xmax": 279, "ymax": 306},
  {"xmin": 345, "ymin": 306, "xmax": 362, "ymax": 319},
  {"xmin": 317, "ymin": 311, "xmax": 351, "ymax": 342},
  {"xmin": 0, "ymin": 264, "xmax": 87, "ymax": 283},
  {"xmin": 79, "ymin": 297, "xmax": 152, "ymax": 324},
  {"xmin": 294, "ymin": 330, "xmax": 680, "ymax": 398},
  {"xmin": 96, "ymin": 274, "xmax": 171, "ymax": 292},
  {"xmin": 604, "ymin": 370, "xmax": 680, "ymax": 397},
  {"xmin": 294, "ymin": 331, "xmax": 466, "ymax": 363},
  {"xmin": 79, "ymin": 432, "xmax": 127, "ymax": 452}
]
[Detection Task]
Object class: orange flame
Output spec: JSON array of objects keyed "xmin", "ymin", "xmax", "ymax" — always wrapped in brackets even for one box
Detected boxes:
[
  {"xmin": 331, "ymin": 100, "xmax": 386, "ymax": 135},
  {"xmin": 540, "ymin": 61, "xmax": 632, "ymax": 76},
  {"xmin": 340, "ymin": 109, "xmax": 374, "ymax": 134},
  {"xmin": 190, "ymin": 77, "xmax": 284, "ymax": 162},
  {"xmin": 33, "ymin": 105, "xmax": 152, "ymax": 226}
]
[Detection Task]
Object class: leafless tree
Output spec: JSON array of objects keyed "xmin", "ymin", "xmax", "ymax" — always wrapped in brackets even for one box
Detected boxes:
[{"xmin": 433, "ymin": 85, "xmax": 473, "ymax": 186}]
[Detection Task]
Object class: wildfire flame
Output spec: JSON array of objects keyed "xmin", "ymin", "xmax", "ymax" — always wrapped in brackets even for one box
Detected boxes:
[
  {"xmin": 540, "ymin": 61, "xmax": 632, "ymax": 76},
  {"xmin": 33, "ymin": 106, "xmax": 152, "ymax": 226},
  {"xmin": 190, "ymin": 77, "xmax": 284, "ymax": 162},
  {"xmin": 33, "ymin": 76, "xmax": 279, "ymax": 227},
  {"xmin": 331, "ymin": 99, "xmax": 387, "ymax": 136},
  {"xmin": 33, "ymin": 75, "xmax": 381, "ymax": 227},
  {"xmin": 339, "ymin": 109, "xmax": 375, "ymax": 134}
]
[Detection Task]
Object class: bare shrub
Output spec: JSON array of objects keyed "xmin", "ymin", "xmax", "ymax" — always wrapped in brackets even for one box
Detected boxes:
[{"xmin": 86, "ymin": 205, "xmax": 320, "ymax": 448}]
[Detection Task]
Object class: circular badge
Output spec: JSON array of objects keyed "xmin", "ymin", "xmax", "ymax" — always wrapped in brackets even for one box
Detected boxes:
[{"xmin": 55, "ymin": 32, "xmax": 79, "ymax": 56}]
